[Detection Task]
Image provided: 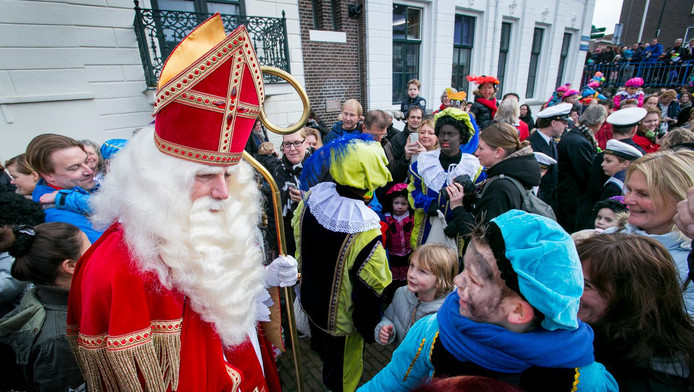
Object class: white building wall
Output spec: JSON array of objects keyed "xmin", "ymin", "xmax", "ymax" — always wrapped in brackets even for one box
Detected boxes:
[
  {"xmin": 364, "ymin": 0, "xmax": 595, "ymax": 113},
  {"xmin": 0, "ymin": 0, "xmax": 305, "ymax": 159}
]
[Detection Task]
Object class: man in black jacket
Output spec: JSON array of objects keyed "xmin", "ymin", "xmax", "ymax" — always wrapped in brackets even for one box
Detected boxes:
[
  {"xmin": 384, "ymin": 106, "xmax": 424, "ymax": 183},
  {"xmin": 528, "ymin": 103, "xmax": 571, "ymax": 214},
  {"xmin": 556, "ymin": 105, "xmax": 607, "ymax": 232}
]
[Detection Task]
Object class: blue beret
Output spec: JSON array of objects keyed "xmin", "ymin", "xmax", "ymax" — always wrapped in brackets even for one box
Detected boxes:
[{"xmin": 491, "ymin": 210, "xmax": 583, "ymax": 331}]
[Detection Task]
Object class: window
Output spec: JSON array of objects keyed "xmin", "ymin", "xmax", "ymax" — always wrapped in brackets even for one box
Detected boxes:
[
  {"xmin": 685, "ymin": 26, "xmax": 694, "ymax": 43},
  {"xmin": 526, "ymin": 27, "xmax": 544, "ymax": 98},
  {"xmin": 496, "ymin": 22, "xmax": 512, "ymax": 96},
  {"xmin": 451, "ymin": 15, "xmax": 475, "ymax": 93},
  {"xmin": 555, "ymin": 33, "xmax": 572, "ymax": 89},
  {"xmin": 392, "ymin": 4, "xmax": 422, "ymax": 104},
  {"xmin": 154, "ymin": 0, "xmax": 243, "ymax": 15}
]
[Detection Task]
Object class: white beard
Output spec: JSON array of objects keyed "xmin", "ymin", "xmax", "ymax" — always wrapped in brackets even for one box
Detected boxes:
[{"xmin": 157, "ymin": 195, "xmax": 265, "ymax": 347}]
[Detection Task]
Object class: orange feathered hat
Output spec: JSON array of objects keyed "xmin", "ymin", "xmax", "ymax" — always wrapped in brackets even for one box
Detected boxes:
[
  {"xmin": 466, "ymin": 75, "xmax": 500, "ymax": 86},
  {"xmin": 152, "ymin": 14, "xmax": 264, "ymax": 166},
  {"xmin": 446, "ymin": 89, "xmax": 467, "ymax": 102}
]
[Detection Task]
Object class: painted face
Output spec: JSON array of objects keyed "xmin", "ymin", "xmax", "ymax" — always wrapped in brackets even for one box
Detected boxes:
[
  {"xmin": 644, "ymin": 97, "xmax": 659, "ymax": 109},
  {"xmin": 453, "ymin": 241, "xmax": 508, "ymax": 325},
  {"xmin": 282, "ymin": 132, "xmax": 307, "ymax": 165},
  {"xmin": 365, "ymin": 125, "xmax": 387, "ymax": 142},
  {"xmin": 392, "ymin": 196, "xmax": 409, "ymax": 216},
  {"xmin": 406, "ymin": 109, "xmax": 423, "ymax": 132},
  {"xmin": 624, "ymin": 170, "xmax": 677, "ymax": 235},
  {"xmin": 83, "ymin": 145, "xmax": 99, "ymax": 171},
  {"xmin": 594, "ymin": 208, "xmax": 620, "ymax": 231},
  {"xmin": 578, "ymin": 267, "xmax": 609, "ymax": 325},
  {"xmin": 42, "ymin": 146, "xmax": 95, "ymax": 190},
  {"xmin": 479, "ymin": 83, "xmax": 495, "ymax": 100},
  {"xmin": 6, "ymin": 163, "xmax": 38, "ymax": 196},
  {"xmin": 475, "ymin": 139, "xmax": 500, "ymax": 168},
  {"xmin": 191, "ymin": 167, "xmax": 231, "ymax": 206},
  {"xmin": 341, "ymin": 106, "xmax": 359, "ymax": 130},
  {"xmin": 418, "ymin": 123, "xmax": 437, "ymax": 151},
  {"xmin": 407, "ymin": 256, "xmax": 438, "ymax": 300},
  {"xmin": 305, "ymin": 134, "xmax": 319, "ymax": 150},
  {"xmin": 601, "ymin": 154, "xmax": 629, "ymax": 177},
  {"xmin": 438, "ymin": 124, "xmax": 462, "ymax": 157},
  {"xmin": 640, "ymin": 113, "xmax": 659, "ymax": 131},
  {"xmin": 408, "ymin": 84, "xmax": 420, "ymax": 99}
]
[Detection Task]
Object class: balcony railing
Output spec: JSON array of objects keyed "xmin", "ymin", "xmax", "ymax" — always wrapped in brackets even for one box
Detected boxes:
[
  {"xmin": 582, "ymin": 61, "xmax": 694, "ymax": 89},
  {"xmin": 133, "ymin": 1, "xmax": 290, "ymax": 87}
]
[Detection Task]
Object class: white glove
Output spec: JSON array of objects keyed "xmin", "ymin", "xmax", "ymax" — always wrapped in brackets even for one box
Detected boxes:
[{"xmin": 264, "ymin": 255, "xmax": 298, "ymax": 288}]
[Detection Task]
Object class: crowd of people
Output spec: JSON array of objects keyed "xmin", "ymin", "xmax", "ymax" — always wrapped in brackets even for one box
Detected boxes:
[{"xmin": 2, "ymin": 18, "xmax": 694, "ymax": 392}]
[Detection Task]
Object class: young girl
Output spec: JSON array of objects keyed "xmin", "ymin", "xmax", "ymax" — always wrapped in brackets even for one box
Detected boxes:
[
  {"xmin": 0, "ymin": 222, "xmax": 89, "ymax": 391},
  {"xmin": 593, "ymin": 198, "xmax": 629, "ymax": 232},
  {"xmin": 613, "ymin": 77, "xmax": 645, "ymax": 109},
  {"xmin": 375, "ymin": 244, "xmax": 458, "ymax": 346},
  {"xmin": 382, "ymin": 183, "xmax": 414, "ymax": 300}
]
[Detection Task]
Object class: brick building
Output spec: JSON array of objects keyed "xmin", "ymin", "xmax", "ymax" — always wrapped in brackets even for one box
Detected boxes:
[{"xmin": 618, "ymin": 0, "xmax": 694, "ymax": 46}]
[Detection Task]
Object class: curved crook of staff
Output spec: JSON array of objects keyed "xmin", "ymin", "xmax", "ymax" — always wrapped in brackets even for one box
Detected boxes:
[{"xmin": 245, "ymin": 64, "xmax": 310, "ymax": 392}]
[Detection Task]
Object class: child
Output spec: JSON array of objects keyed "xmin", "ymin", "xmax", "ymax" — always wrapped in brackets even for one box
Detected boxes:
[
  {"xmin": 546, "ymin": 83, "xmax": 571, "ymax": 107},
  {"xmin": 467, "ymin": 74, "xmax": 500, "ymax": 129},
  {"xmin": 401, "ymin": 79, "xmax": 426, "ymax": 114},
  {"xmin": 593, "ymin": 197, "xmax": 629, "ymax": 232},
  {"xmin": 382, "ymin": 184, "xmax": 414, "ymax": 299},
  {"xmin": 613, "ymin": 77, "xmax": 645, "ymax": 109},
  {"xmin": 374, "ymin": 243, "xmax": 457, "ymax": 346},
  {"xmin": 599, "ymin": 139, "xmax": 643, "ymax": 201}
]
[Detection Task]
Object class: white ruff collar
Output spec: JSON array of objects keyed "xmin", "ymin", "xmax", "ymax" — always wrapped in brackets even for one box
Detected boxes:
[
  {"xmin": 306, "ymin": 182, "xmax": 381, "ymax": 234},
  {"xmin": 417, "ymin": 150, "xmax": 482, "ymax": 190}
]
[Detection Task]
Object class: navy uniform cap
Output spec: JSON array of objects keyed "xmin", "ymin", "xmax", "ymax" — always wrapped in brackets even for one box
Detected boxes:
[
  {"xmin": 606, "ymin": 107, "xmax": 647, "ymax": 128},
  {"xmin": 537, "ymin": 103, "xmax": 572, "ymax": 120},
  {"xmin": 604, "ymin": 139, "xmax": 643, "ymax": 161}
]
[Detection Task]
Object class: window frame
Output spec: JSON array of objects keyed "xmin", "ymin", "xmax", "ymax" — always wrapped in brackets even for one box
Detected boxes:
[
  {"xmin": 555, "ymin": 32, "xmax": 572, "ymax": 89},
  {"xmin": 526, "ymin": 27, "xmax": 545, "ymax": 99},
  {"xmin": 451, "ymin": 14, "xmax": 476, "ymax": 94},
  {"xmin": 496, "ymin": 22, "xmax": 512, "ymax": 97},
  {"xmin": 392, "ymin": 4, "xmax": 423, "ymax": 105}
]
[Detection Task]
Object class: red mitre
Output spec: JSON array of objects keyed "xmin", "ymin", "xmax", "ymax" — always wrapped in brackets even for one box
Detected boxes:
[
  {"xmin": 466, "ymin": 74, "xmax": 500, "ymax": 86},
  {"xmin": 153, "ymin": 14, "xmax": 264, "ymax": 166}
]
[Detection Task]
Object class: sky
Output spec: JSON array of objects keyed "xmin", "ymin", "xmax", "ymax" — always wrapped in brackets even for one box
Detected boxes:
[{"xmin": 592, "ymin": 0, "xmax": 624, "ymax": 35}]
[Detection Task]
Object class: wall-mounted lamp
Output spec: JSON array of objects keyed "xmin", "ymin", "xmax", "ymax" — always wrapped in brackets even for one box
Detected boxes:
[{"xmin": 348, "ymin": 3, "xmax": 363, "ymax": 18}]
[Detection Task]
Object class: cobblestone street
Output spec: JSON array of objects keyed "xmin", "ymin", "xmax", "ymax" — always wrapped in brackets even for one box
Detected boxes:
[{"xmin": 277, "ymin": 336, "xmax": 395, "ymax": 392}]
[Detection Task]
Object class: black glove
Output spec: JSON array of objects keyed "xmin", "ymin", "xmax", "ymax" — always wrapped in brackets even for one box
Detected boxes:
[{"xmin": 427, "ymin": 202, "xmax": 440, "ymax": 217}]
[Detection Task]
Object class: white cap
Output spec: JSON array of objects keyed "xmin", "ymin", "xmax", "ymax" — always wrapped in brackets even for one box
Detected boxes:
[
  {"xmin": 606, "ymin": 107, "xmax": 647, "ymax": 127},
  {"xmin": 604, "ymin": 139, "xmax": 643, "ymax": 160},
  {"xmin": 537, "ymin": 103, "xmax": 572, "ymax": 120},
  {"xmin": 533, "ymin": 151, "xmax": 558, "ymax": 167}
]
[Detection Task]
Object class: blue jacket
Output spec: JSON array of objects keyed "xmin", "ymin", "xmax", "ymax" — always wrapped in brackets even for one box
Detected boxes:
[
  {"xmin": 32, "ymin": 179, "xmax": 102, "ymax": 243},
  {"xmin": 323, "ymin": 121, "xmax": 362, "ymax": 144},
  {"xmin": 358, "ymin": 315, "xmax": 618, "ymax": 392},
  {"xmin": 644, "ymin": 43, "xmax": 664, "ymax": 63},
  {"xmin": 400, "ymin": 95, "xmax": 426, "ymax": 114}
]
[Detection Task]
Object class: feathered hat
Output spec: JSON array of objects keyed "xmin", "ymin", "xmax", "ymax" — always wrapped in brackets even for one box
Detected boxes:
[
  {"xmin": 466, "ymin": 75, "xmax": 500, "ymax": 87},
  {"xmin": 152, "ymin": 14, "xmax": 264, "ymax": 166}
]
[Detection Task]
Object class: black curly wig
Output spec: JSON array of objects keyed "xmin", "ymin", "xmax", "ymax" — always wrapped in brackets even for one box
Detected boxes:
[{"xmin": 0, "ymin": 191, "xmax": 45, "ymax": 226}]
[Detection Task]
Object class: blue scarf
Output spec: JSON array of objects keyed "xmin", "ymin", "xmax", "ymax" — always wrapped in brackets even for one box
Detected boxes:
[{"xmin": 437, "ymin": 292, "xmax": 595, "ymax": 373}]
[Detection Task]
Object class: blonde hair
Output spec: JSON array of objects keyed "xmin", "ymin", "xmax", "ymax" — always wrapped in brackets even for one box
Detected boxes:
[
  {"xmin": 660, "ymin": 128, "xmax": 694, "ymax": 150},
  {"xmin": 494, "ymin": 98, "xmax": 520, "ymax": 124},
  {"xmin": 408, "ymin": 79, "xmax": 421, "ymax": 89},
  {"xmin": 410, "ymin": 244, "xmax": 458, "ymax": 297},
  {"xmin": 303, "ymin": 127, "xmax": 323, "ymax": 148},
  {"xmin": 626, "ymin": 149, "xmax": 694, "ymax": 224},
  {"xmin": 342, "ymin": 99, "xmax": 363, "ymax": 117},
  {"xmin": 661, "ymin": 89, "xmax": 678, "ymax": 100}
]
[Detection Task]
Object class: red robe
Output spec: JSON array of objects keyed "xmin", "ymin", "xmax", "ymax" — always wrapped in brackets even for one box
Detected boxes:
[{"xmin": 66, "ymin": 224, "xmax": 280, "ymax": 392}]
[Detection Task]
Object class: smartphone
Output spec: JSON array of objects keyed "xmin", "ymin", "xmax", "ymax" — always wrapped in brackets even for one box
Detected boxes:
[{"xmin": 409, "ymin": 132, "xmax": 419, "ymax": 144}]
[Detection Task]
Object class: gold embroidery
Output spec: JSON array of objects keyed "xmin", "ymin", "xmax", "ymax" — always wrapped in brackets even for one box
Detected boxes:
[
  {"xmin": 403, "ymin": 337, "xmax": 427, "ymax": 382},
  {"xmin": 67, "ymin": 319, "xmax": 182, "ymax": 392},
  {"xmin": 571, "ymin": 367, "xmax": 580, "ymax": 392},
  {"xmin": 225, "ymin": 364, "xmax": 242, "ymax": 391},
  {"xmin": 154, "ymin": 132, "xmax": 242, "ymax": 165}
]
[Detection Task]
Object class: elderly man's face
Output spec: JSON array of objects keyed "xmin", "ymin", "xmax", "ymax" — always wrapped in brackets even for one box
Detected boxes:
[
  {"xmin": 191, "ymin": 166, "xmax": 231, "ymax": 208},
  {"xmin": 42, "ymin": 146, "xmax": 95, "ymax": 190},
  {"xmin": 453, "ymin": 241, "xmax": 510, "ymax": 326}
]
